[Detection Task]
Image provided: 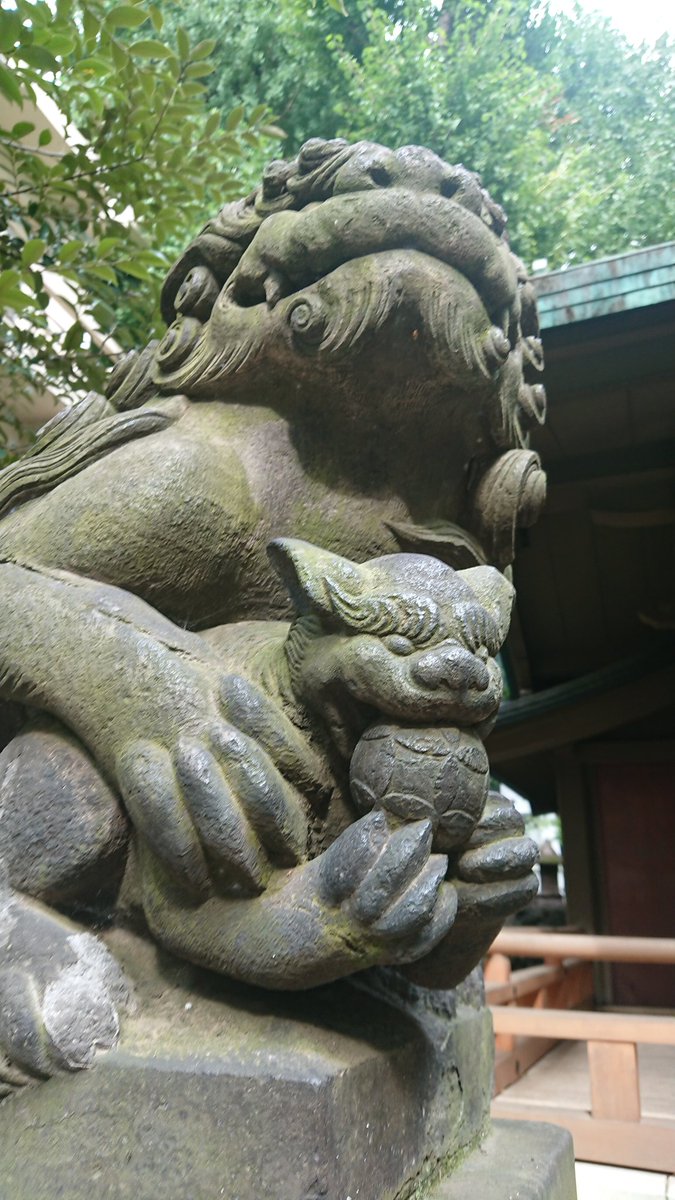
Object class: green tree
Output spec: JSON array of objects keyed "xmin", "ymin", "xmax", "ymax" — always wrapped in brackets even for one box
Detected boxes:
[
  {"xmin": 0, "ymin": 0, "xmax": 281, "ymax": 462},
  {"xmin": 525, "ymin": 6, "xmax": 675, "ymax": 263},
  {"xmin": 159, "ymin": 0, "xmax": 675, "ymax": 268}
]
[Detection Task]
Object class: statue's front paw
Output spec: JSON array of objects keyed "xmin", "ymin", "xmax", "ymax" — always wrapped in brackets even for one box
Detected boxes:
[
  {"xmin": 117, "ymin": 719, "xmax": 309, "ymax": 900},
  {"xmin": 453, "ymin": 791, "xmax": 539, "ymax": 916},
  {"xmin": 0, "ymin": 888, "xmax": 132, "ymax": 1081},
  {"xmin": 318, "ymin": 812, "xmax": 457, "ymax": 965}
]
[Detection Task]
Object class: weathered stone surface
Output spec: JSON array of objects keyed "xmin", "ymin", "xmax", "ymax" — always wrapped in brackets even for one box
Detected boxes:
[
  {"xmin": 0, "ymin": 931, "xmax": 494, "ymax": 1200},
  {"xmin": 0, "ymin": 137, "xmax": 544, "ymax": 1110},
  {"xmin": 429, "ymin": 1120, "xmax": 577, "ymax": 1200}
]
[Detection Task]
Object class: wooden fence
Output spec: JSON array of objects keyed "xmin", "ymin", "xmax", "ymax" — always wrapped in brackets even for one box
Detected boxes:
[{"xmin": 486, "ymin": 928, "xmax": 675, "ymax": 1172}]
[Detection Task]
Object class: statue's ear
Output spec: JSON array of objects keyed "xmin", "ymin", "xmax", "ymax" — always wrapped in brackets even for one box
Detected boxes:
[
  {"xmin": 458, "ymin": 565, "xmax": 514, "ymax": 651},
  {"xmin": 268, "ymin": 539, "xmax": 364, "ymax": 619}
]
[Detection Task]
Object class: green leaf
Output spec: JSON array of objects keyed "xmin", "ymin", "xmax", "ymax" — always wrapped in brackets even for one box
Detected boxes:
[
  {"xmin": 82, "ymin": 6, "xmax": 99, "ymax": 45},
  {"xmin": 327, "ymin": 0, "xmax": 348, "ymax": 14},
  {"xmin": 182, "ymin": 81, "xmax": 207, "ymax": 97},
  {"xmin": 114, "ymin": 257, "xmax": 152, "ymax": 280},
  {"xmin": 190, "ymin": 39, "xmax": 217, "ymax": 60},
  {"xmin": 38, "ymin": 128, "xmax": 53, "ymax": 146},
  {"xmin": 0, "ymin": 11, "xmax": 21, "ymax": 54},
  {"xmin": 106, "ymin": 4, "xmax": 148, "ymax": 30},
  {"xmin": 20, "ymin": 44, "xmax": 58, "ymax": 72},
  {"xmin": 63, "ymin": 322, "xmax": 85, "ymax": 351},
  {"xmin": 204, "ymin": 110, "xmax": 221, "ymax": 137},
  {"xmin": 0, "ymin": 64, "xmax": 24, "ymax": 106},
  {"xmin": 56, "ymin": 240, "xmax": 85, "ymax": 264},
  {"xmin": 90, "ymin": 299, "xmax": 117, "ymax": 327},
  {"xmin": 73, "ymin": 57, "xmax": 113, "ymax": 78},
  {"xmin": 184, "ymin": 61, "xmax": 215, "ymax": 78},
  {"xmin": 134, "ymin": 72, "xmax": 153, "ymax": 101},
  {"xmin": 111, "ymin": 41, "xmax": 128, "ymax": 70},
  {"xmin": 84, "ymin": 262, "xmax": 119, "ymax": 284},
  {"xmin": 225, "ymin": 104, "xmax": 244, "ymax": 131},
  {"xmin": 10, "ymin": 121, "xmax": 35, "ymax": 139},
  {"xmin": 176, "ymin": 26, "xmax": 190, "ymax": 60},
  {"xmin": 47, "ymin": 32, "xmax": 77, "ymax": 55},
  {"xmin": 129, "ymin": 39, "xmax": 173, "ymax": 59},
  {"xmin": 148, "ymin": 5, "xmax": 163, "ymax": 32},
  {"xmin": 97, "ymin": 236, "xmax": 123, "ymax": 257},
  {"xmin": 0, "ymin": 269, "xmax": 27, "ymax": 309},
  {"xmin": 21, "ymin": 238, "xmax": 47, "ymax": 267}
]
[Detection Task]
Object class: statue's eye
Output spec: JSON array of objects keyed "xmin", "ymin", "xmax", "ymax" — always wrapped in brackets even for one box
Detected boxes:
[{"xmin": 384, "ymin": 634, "xmax": 415, "ymax": 656}]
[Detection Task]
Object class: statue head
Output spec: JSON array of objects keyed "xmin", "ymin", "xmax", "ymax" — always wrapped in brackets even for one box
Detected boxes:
[{"xmin": 106, "ymin": 137, "xmax": 547, "ymax": 569}]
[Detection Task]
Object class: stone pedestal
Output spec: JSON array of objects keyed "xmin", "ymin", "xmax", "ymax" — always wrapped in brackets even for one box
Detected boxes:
[
  {"xmin": 0, "ymin": 931, "xmax": 576, "ymax": 1200},
  {"xmin": 430, "ymin": 1120, "xmax": 577, "ymax": 1199}
]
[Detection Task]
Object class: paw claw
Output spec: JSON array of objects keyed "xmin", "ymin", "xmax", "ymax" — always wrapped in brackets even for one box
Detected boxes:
[
  {"xmin": 319, "ymin": 811, "xmax": 389, "ymax": 904},
  {"xmin": 372, "ymin": 853, "xmax": 448, "ymax": 937},
  {"xmin": 176, "ymin": 737, "xmax": 269, "ymax": 893},
  {"xmin": 457, "ymin": 835, "xmax": 538, "ymax": 883},
  {"xmin": 116, "ymin": 740, "xmax": 210, "ymax": 897},
  {"xmin": 350, "ymin": 819, "xmax": 434, "ymax": 923}
]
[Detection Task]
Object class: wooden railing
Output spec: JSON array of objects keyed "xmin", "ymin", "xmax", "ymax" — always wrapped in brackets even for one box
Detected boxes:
[{"xmin": 485, "ymin": 928, "xmax": 675, "ymax": 1173}]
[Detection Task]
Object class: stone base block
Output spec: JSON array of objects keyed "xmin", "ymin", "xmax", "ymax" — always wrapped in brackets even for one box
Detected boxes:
[
  {"xmin": 429, "ymin": 1119, "xmax": 577, "ymax": 1200},
  {"xmin": 0, "ymin": 929, "xmax": 494, "ymax": 1200}
]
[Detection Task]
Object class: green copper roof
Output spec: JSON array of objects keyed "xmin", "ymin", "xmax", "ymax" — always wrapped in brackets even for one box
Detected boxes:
[{"xmin": 533, "ymin": 241, "xmax": 675, "ymax": 329}]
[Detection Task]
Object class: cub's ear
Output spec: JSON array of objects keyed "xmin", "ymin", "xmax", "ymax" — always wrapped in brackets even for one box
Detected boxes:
[
  {"xmin": 267, "ymin": 539, "xmax": 364, "ymax": 619},
  {"xmin": 458, "ymin": 565, "xmax": 514, "ymax": 651}
]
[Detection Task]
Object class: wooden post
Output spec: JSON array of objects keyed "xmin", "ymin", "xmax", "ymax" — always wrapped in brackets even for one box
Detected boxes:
[
  {"xmin": 485, "ymin": 953, "xmax": 515, "ymax": 1052},
  {"xmin": 587, "ymin": 1040, "xmax": 641, "ymax": 1122}
]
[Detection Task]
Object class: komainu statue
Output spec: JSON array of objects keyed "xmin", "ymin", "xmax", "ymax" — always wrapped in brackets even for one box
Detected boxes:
[{"xmin": 0, "ymin": 138, "xmax": 546, "ymax": 1084}]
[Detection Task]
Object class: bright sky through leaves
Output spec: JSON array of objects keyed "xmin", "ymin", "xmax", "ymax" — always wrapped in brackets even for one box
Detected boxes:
[{"xmin": 551, "ymin": 0, "xmax": 674, "ymax": 45}]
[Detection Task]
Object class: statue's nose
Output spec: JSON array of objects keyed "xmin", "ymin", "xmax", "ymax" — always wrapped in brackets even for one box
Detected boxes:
[{"xmin": 411, "ymin": 645, "xmax": 491, "ymax": 692}]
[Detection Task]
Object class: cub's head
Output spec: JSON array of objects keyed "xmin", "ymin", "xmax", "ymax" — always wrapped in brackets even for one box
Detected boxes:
[{"xmin": 269, "ymin": 538, "xmax": 513, "ymax": 732}]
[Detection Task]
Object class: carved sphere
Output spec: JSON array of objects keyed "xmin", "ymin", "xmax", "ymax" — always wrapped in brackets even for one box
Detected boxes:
[{"xmin": 350, "ymin": 724, "xmax": 489, "ymax": 851}]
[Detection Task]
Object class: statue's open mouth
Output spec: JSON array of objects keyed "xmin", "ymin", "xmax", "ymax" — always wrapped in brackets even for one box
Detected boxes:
[
  {"xmin": 227, "ymin": 189, "xmax": 519, "ymax": 328},
  {"xmin": 152, "ymin": 188, "xmax": 521, "ymax": 398}
]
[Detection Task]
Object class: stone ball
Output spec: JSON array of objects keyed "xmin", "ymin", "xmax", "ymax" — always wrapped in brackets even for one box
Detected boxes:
[{"xmin": 350, "ymin": 724, "xmax": 489, "ymax": 851}]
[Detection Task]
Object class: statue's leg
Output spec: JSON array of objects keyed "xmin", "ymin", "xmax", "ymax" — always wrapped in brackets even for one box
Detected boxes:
[
  {"xmin": 0, "ymin": 560, "xmax": 310, "ymax": 895},
  {"xmin": 137, "ymin": 811, "xmax": 459, "ymax": 990},
  {"xmin": 0, "ymin": 716, "xmax": 128, "ymax": 909},
  {"xmin": 0, "ymin": 719, "xmax": 133, "ymax": 1085},
  {"xmin": 0, "ymin": 882, "xmax": 133, "ymax": 1086}
]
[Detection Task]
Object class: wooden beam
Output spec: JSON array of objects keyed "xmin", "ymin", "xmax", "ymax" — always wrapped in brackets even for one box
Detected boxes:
[
  {"xmin": 488, "ymin": 663, "xmax": 675, "ymax": 761},
  {"xmin": 574, "ymin": 740, "xmax": 675, "ymax": 764},
  {"xmin": 545, "ymin": 438, "xmax": 675, "ymax": 488},
  {"xmin": 486, "ymin": 962, "xmax": 566, "ymax": 1006},
  {"xmin": 490, "ymin": 1006, "xmax": 675, "ymax": 1046},
  {"xmin": 590, "ymin": 507, "xmax": 675, "ymax": 528},
  {"xmin": 486, "ymin": 960, "xmax": 593, "ymax": 1009},
  {"xmin": 490, "ymin": 1103, "xmax": 675, "ymax": 1174},
  {"xmin": 588, "ymin": 1041, "xmax": 641, "ymax": 1121},
  {"xmin": 491, "ymin": 930, "xmax": 675, "ymax": 965}
]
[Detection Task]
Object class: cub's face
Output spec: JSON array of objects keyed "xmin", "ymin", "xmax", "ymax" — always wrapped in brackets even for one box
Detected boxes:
[
  {"xmin": 323, "ymin": 627, "xmax": 503, "ymax": 727},
  {"xmin": 269, "ymin": 538, "xmax": 513, "ymax": 730}
]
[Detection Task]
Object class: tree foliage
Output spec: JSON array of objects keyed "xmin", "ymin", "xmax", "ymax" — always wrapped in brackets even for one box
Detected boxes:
[
  {"xmin": 0, "ymin": 0, "xmax": 281, "ymax": 461},
  {"xmin": 1, "ymin": 0, "xmax": 673, "ymax": 462},
  {"xmin": 160, "ymin": 0, "xmax": 675, "ymax": 268}
]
